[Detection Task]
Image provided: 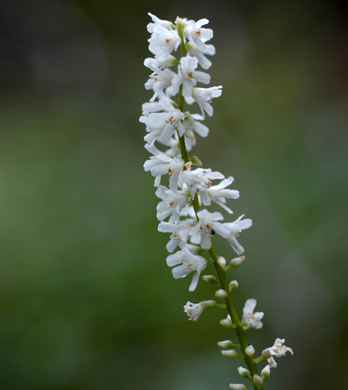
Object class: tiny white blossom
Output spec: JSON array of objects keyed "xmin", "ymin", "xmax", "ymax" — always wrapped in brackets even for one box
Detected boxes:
[
  {"xmin": 158, "ymin": 219, "xmax": 195, "ymax": 252},
  {"xmin": 144, "ymin": 55, "xmax": 177, "ymax": 71},
  {"xmin": 184, "ymin": 18, "xmax": 214, "ymax": 52},
  {"xmin": 263, "ymin": 338, "xmax": 294, "ymax": 359},
  {"xmin": 202, "ymin": 176, "xmax": 240, "ymax": 213},
  {"xmin": 140, "ymin": 107, "xmax": 185, "ymax": 145},
  {"xmin": 186, "ymin": 40, "xmax": 215, "ymax": 69},
  {"xmin": 144, "ymin": 68, "xmax": 177, "ymax": 102},
  {"xmin": 147, "ymin": 13, "xmax": 173, "ymax": 33},
  {"xmin": 242, "ymin": 298, "xmax": 264, "ymax": 329},
  {"xmin": 267, "ymin": 357, "xmax": 277, "ymax": 368},
  {"xmin": 181, "ymin": 168, "xmax": 224, "ymax": 199},
  {"xmin": 183, "ymin": 113, "xmax": 209, "ymax": 138},
  {"xmin": 155, "ymin": 185, "xmax": 189, "ymax": 223},
  {"xmin": 144, "ymin": 143, "xmax": 184, "ymax": 189},
  {"xmin": 148, "ymin": 24, "xmax": 180, "ymax": 60},
  {"xmin": 184, "ymin": 300, "xmax": 215, "ymax": 321},
  {"xmin": 190, "ymin": 209, "xmax": 224, "ymax": 249},
  {"xmin": 166, "ymin": 246, "xmax": 207, "ymax": 291},
  {"xmin": 169, "ymin": 56, "xmax": 210, "ymax": 98},
  {"xmin": 213, "ymin": 215, "xmax": 252, "ymax": 255},
  {"xmin": 187, "ymin": 86, "xmax": 223, "ymax": 117}
]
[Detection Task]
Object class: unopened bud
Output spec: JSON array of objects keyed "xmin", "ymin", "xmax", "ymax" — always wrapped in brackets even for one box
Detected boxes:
[
  {"xmin": 217, "ymin": 340, "xmax": 233, "ymax": 349},
  {"xmin": 237, "ymin": 366, "xmax": 250, "ymax": 378},
  {"xmin": 202, "ymin": 275, "xmax": 218, "ymax": 284},
  {"xmin": 229, "ymin": 384, "xmax": 246, "ymax": 390},
  {"xmin": 201, "ymin": 300, "xmax": 216, "ymax": 308},
  {"xmin": 215, "ymin": 289, "xmax": 227, "ymax": 298},
  {"xmin": 230, "ymin": 256, "xmax": 246, "ymax": 267},
  {"xmin": 221, "ymin": 349, "xmax": 239, "ymax": 359},
  {"xmin": 253, "ymin": 374, "xmax": 263, "ymax": 387},
  {"xmin": 219, "ymin": 315, "xmax": 233, "ymax": 328},
  {"xmin": 245, "ymin": 345, "xmax": 255, "ymax": 357},
  {"xmin": 261, "ymin": 364, "xmax": 271, "ymax": 378},
  {"xmin": 229, "ymin": 280, "xmax": 239, "ymax": 291},
  {"xmin": 217, "ymin": 256, "xmax": 227, "ymax": 268}
]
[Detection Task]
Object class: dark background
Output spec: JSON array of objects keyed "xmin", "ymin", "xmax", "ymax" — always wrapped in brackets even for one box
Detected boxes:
[{"xmin": 0, "ymin": 0, "xmax": 347, "ymax": 389}]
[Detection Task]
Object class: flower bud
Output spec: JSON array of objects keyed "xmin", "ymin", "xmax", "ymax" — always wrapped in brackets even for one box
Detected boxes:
[
  {"xmin": 217, "ymin": 256, "xmax": 227, "ymax": 268},
  {"xmin": 215, "ymin": 289, "xmax": 227, "ymax": 298},
  {"xmin": 201, "ymin": 300, "xmax": 216, "ymax": 308},
  {"xmin": 245, "ymin": 345, "xmax": 255, "ymax": 357},
  {"xmin": 230, "ymin": 256, "xmax": 246, "ymax": 267},
  {"xmin": 202, "ymin": 275, "xmax": 218, "ymax": 284},
  {"xmin": 217, "ymin": 340, "xmax": 233, "ymax": 349},
  {"xmin": 229, "ymin": 384, "xmax": 246, "ymax": 390},
  {"xmin": 237, "ymin": 366, "xmax": 250, "ymax": 378},
  {"xmin": 229, "ymin": 280, "xmax": 239, "ymax": 291},
  {"xmin": 221, "ymin": 349, "xmax": 239, "ymax": 359},
  {"xmin": 261, "ymin": 364, "xmax": 271, "ymax": 379},
  {"xmin": 219, "ymin": 315, "xmax": 233, "ymax": 328},
  {"xmin": 253, "ymin": 374, "xmax": 263, "ymax": 387}
]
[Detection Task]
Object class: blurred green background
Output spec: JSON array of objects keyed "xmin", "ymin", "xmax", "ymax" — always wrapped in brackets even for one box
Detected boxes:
[{"xmin": 0, "ymin": 0, "xmax": 347, "ymax": 389}]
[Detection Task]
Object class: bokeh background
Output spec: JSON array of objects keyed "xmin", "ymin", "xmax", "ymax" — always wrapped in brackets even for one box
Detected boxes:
[{"xmin": 1, "ymin": 0, "xmax": 347, "ymax": 389}]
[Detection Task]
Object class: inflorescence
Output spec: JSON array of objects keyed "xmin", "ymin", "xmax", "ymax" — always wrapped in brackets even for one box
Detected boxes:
[{"xmin": 140, "ymin": 13, "xmax": 293, "ymax": 390}]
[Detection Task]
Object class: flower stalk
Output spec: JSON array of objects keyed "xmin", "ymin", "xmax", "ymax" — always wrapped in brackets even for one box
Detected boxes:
[{"xmin": 141, "ymin": 13, "xmax": 293, "ymax": 390}]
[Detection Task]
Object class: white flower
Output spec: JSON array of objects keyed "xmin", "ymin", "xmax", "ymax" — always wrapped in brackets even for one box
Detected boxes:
[
  {"xmin": 190, "ymin": 209, "xmax": 224, "ymax": 249},
  {"xmin": 184, "ymin": 300, "xmax": 215, "ymax": 321},
  {"xmin": 147, "ymin": 12, "xmax": 173, "ymax": 33},
  {"xmin": 169, "ymin": 56, "xmax": 210, "ymax": 98},
  {"xmin": 201, "ymin": 176, "xmax": 240, "ymax": 213},
  {"xmin": 242, "ymin": 299, "xmax": 264, "ymax": 329},
  {"xmin": 140, "ymin": 108, "xmax": 185, "ymax": 145},
  {"xmin": 144, "ymin": 68, "xmax": 177, "ymax": 102},
  {"xmin": 182, "ymin": 113, "xmax": 209, "ymax": 138},
  {"xmin": 213, "ymin": 215, "xmax": 252, "ymax": 255},
  {"xmin": 148, "ymin": 24, "xmax": 180, "ymax": 61},
  {"xmin": 144, "ymin": 143, "xmax": 184, "ymax": 189},
  {"xmin": 184, "ymin": 18, "xmax": 214, "ymax": 51},
  {"xmin": 263, "ymin": 338, "xmax": 294, "ymax": 359},
  {"xmin": 186, "ymin": 40, "xmax": 215, "ymax": 69},
  {"xmin": 166, "ymin": 246, "xmax": 207, "ymax": 291},
  {"xmin": 142, "ymin": 96, "xmax": 175, "ymax": 115},
  {"xmin": 144, "ymin": 55, "xmax": 177, "ymax": 71},
  {"xmin": 155, "ymin": 185, "xmax": 189, "ymax": 223},
  {"xmin": 187, "ymin": 86, "xmax": 223, "ymax": 117},
  {"xmin": 184, "ymin": 301, "xmax": 204, "ymax": 321},
  {"xmin": 267, "ymin": 357, "xmax": 277, "ymax": 368},
  {"xmin": 158, "ymin": 219, "xmax": 195, "ymax": 252},
  {"xmin": 181, "ymin": 168, "xmax": 224, "ymax": 198}
]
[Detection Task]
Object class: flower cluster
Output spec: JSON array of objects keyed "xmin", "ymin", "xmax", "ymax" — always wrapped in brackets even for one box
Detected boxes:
[
  {"xmin": 142, "ymin": 13, "xmax": 249, "ymax": 292},
  {"xmin": 141, "ymin": 13, "xmax": 293, "ymax": 390}
]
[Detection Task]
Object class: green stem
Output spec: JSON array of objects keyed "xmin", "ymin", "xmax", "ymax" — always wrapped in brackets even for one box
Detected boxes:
[
  {"xmin": 210, "ymin": 244, "xmax": 264, "ymax": 390},
  {"xmin": 175, "ymin": 22, "xmax": 264, "ymax": 390}
]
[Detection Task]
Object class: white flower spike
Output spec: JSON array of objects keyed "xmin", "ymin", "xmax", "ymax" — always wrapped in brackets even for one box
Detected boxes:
[{"xmin": 142, "ymin": 13, "xmax": 293, "ymax": 389}]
